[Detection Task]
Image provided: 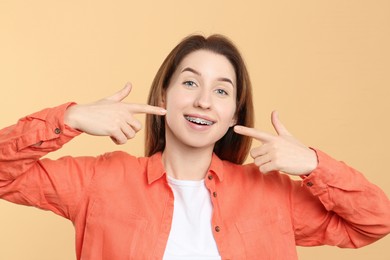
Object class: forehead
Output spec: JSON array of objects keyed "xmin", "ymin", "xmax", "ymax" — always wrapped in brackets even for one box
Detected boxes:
[{"xmin": 176, "ymin": 50, "xmax": 236, "ymax": 82}]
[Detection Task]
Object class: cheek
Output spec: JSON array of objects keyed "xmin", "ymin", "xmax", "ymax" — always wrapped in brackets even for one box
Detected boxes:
[
  {"xmin": 217, "ymin": 102, "xmax": 237, "ymax": 126},
  {"xmin": 165, "ymin": 89, "xmax": 195, "ymax": 113},
  {"xmin": 164, "ymin": 92, "xmax": 178, "ymax": 112},
  {"xmin": 165, "ymin": 96, "xmax": 185, "ymax": 113},
  {"xmin": 164, "ymin": 94, "xmax": 189, "ymax": 124}
]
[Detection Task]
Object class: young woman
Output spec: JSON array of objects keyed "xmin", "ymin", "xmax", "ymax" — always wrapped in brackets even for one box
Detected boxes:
[{"xmin": 0, "ymin": 34, "xmax": 389, "ymax": 260}]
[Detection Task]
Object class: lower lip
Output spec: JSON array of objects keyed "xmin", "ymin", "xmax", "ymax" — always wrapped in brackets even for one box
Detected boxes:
[{"xmin": 185, "ymin": 118, "xmax": 214, "ymax": 131}]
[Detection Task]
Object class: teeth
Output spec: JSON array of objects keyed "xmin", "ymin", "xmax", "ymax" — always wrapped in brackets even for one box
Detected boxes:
[{"xmin": 185, "ymin": 116, "xmax": 214, "ymax": 126}]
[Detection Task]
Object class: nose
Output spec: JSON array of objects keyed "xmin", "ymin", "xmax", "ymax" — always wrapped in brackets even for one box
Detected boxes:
[{"xmin": 194, "ymin": 89, "xmax": 211, "ymax": 109}]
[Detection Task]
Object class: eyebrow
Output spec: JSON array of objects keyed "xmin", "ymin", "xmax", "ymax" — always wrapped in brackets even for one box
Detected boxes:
[{"xmin": 181, "ymin": 67, "xmax": 235, "ymax": 87}]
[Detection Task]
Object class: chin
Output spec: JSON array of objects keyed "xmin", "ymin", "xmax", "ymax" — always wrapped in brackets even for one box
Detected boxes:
[{"xmin": 184, "ymin": 141, "xmax": 215, "ymax": 150}]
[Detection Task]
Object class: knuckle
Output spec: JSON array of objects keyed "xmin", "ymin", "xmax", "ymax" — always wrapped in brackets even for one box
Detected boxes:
[
  {"xmin": 111, "ymin": 136, "xmax": 126, "ymax": 145},
  {"xmin": 127, "ymin": 131, "xmax": 135, "ymax": 139},
  {"xmin": 259, "ymin": 165, "xmax": 269, "ymax": 174},
  {"xmin": 116, "ymin": 136, "xmax": 127, "ymax": 145},
  {"xmin": 133, "ymin": 121, "xmax": 142, "ymax": 131},
  {"xmin": 108, "ymin": 126, "xmax": 120, "ymax": 136},
  {"xmin": 254, "ymin": 158, "xmax": 262, "ymax": 167},
  {"xmin": 133, "ymin": 126, "xmax": 141, "ymax": 133}
]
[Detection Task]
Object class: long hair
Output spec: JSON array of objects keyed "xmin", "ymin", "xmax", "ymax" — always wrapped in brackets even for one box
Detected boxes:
[{"xmin": 145, "ymin": 34, "xmax": 254, "ymax": 164}]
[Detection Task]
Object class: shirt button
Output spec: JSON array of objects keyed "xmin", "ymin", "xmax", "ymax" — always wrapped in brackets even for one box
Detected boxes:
[
  {"xmin": 54, "ymin": 128, "xmax": 61, "ymax": 134},
  {"xmin": 306, "ymin": 182, "xmax": 313, "ymax": 187},
  {"xmin": 213, "ymin": 192, "xmax": 217, "ymax": 198},
  {"xmin": 208, "ymin": 175, "xmax": 213, "ymax": 180},
  {"xmin": 215, "ymin": 226, "xmax": 221, "ymax": 232}
]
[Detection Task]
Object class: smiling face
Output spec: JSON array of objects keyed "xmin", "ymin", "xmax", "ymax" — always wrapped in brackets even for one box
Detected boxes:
[
  {"xmin": 146, "ymin": 34, "xmax": 254, "ymax": 164},
  {"xmin": 163, "ymin": 50, "xmax": 237, "ymax": 151}
]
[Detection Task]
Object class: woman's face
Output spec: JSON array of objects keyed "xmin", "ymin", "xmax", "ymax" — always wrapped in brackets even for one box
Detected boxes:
[{"xmin": 163, "ymin": 50, "xmax": 237, "ymax": 150}]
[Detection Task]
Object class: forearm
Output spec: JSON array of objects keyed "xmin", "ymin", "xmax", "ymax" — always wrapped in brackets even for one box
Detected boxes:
[{"xmin": 293, "ymin": 149, "xmax": 390, "ymax": 247}]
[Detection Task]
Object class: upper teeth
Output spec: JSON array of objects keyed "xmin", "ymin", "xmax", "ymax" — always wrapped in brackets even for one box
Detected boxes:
[{"xmin": 185, "ymin": 116, "xmax": 214, "ymax": 125}]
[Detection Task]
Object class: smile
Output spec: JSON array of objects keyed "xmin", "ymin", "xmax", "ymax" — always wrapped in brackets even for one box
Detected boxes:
[{"xmin": 184, "ymin": 115, "xmax": 215, "ymax": 126}]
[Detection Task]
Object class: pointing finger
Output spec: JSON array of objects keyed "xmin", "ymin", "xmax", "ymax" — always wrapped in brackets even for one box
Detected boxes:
[
  {"xmin": 129, "ymin": 103, "xmax": 167, "ymax": 115},
  {"xmin": 234, "ymin": 125, "xmax": 275, "ymax": 142}
]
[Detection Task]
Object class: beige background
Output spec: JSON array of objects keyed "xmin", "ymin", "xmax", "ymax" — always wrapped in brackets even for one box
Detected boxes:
[{"xmin": 0, "ymin": 0, "xmax": 389, "ymax": 259}]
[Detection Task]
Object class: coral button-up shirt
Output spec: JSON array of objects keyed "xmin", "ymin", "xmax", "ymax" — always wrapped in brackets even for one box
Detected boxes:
[{"xmin": 1, "ymin": 103, "xmax": 390, "ymax": 260}]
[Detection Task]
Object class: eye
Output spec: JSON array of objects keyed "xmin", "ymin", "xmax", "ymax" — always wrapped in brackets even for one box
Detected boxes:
[
  {"xmin": 183, "ymin": 80, "xmax": 197, "ymax": 88},
  {"xmin": 215, "ymin": 88, "xmax": 229, "ymax": 96}
]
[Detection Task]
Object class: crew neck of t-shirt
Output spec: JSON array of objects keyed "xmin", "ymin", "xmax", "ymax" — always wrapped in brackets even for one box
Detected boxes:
[{"xmin": 167, "ymin": 175, "xmax": 205, "ymax": 187}]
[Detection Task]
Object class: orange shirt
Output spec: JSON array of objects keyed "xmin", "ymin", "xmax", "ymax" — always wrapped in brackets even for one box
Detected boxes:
[{"xmin": 1, "ymin": 103, "xmax": 390, "ymax": 260}]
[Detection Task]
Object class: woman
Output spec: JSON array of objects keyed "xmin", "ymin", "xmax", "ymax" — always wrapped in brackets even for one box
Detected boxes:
[{"xmin": 0, "ymin": 34, "xmax": 389, "ymax": 260}]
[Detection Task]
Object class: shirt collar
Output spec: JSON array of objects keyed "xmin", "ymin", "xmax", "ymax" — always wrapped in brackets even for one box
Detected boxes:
[
  {"xmin": 209, "ymin": 153, "xmax": 224, "ymax": 182},
  {"xmin": 147, "ymin": 152, "xmax": 166, "ymax": 185},
  {"xmin": 146, "ymin": 152, "xmax": 225, "ymax": 184}
]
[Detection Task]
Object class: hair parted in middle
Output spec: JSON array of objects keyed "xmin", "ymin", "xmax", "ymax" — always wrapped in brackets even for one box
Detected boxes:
[{"xmin": 145, "ymin": 34, "xmax": 254, "ymax": 164}]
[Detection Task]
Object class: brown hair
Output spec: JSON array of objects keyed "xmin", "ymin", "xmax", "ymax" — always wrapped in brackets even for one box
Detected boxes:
[{"xmin": 145, "ymin": 34, "xmax": 254, "ymax": 164}]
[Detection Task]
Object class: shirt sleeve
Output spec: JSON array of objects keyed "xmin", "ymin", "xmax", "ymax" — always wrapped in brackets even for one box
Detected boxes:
[
  {"xmin": 0, "ymin": 102, "xmax": 81, "ymax": 178},
  {"xmin": 291, "ymin": 149, "xmax": 390, "ymax": 248},
  {"xmin": 0, "ymin": 103, "xmax": 94, "ymax": 220}
]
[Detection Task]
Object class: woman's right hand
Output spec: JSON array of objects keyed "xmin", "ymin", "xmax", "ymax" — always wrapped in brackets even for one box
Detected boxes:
[{"xmin": 64, "ymin": 83, "xmax": 166, "ymax": 145}]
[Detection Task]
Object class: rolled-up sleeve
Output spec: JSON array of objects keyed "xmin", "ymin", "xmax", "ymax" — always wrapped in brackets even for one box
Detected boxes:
[
  {"xmin": 0, "ymin": 103, "xmax": 81, "ymax": 179},
  {"xmin": 0, "ymin": 103, "xmax": 93, "ymax": 220},
  {"xmin": 292, "ymin": 149, "xmax": 390, "ymax": 248}
]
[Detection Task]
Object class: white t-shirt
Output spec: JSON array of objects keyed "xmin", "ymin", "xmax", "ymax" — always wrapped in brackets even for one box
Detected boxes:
[{"xmin": 163, "ymin": 176, "xmax": 221, "ymax": 260}]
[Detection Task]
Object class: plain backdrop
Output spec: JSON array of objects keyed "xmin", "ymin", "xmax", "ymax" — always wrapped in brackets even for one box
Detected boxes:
[{"xmin": 0, "ymin": 0, "xmax": 389, "ymax": 259}]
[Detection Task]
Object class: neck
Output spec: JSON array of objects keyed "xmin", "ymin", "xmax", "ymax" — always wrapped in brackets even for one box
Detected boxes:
[{"xmin": 162, "ymin": 143, "xmax": 214, "ymax": 181}]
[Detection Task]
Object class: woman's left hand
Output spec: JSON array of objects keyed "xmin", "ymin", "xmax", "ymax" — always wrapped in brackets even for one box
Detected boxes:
[{"xmin": 234, "ymin": 111, "xmax": 318, "ymax": 176}]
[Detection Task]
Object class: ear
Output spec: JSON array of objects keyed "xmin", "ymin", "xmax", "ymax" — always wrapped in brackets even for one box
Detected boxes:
[
  {"xmin": 160, "ymin": 99, "xmax": 166, "ymax": 109},
  {"xmin": 229, "ymin": 116, "xmax": 237, "ymax": 127},
  {"xmin": 160, "ymin": 90, "xmax": 167, "ymax": 108}
]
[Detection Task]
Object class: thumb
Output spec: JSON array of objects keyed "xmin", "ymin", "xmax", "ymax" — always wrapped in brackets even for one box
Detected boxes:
[
  {"xmin": 271, "ymin": 110, "xmax": 291, "ymax": 136},
  {"xmin": 105, "ymin": 82, "xmax": 132, "ymax": 102}
]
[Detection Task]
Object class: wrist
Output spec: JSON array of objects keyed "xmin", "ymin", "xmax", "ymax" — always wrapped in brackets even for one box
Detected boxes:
[
  {"xmin": 305, "ymin": 147, "xmax": 319, "ymax": 175},
  {"xmin": 63, "ymin": 103, "xmax": 80, "ymax": 130}
]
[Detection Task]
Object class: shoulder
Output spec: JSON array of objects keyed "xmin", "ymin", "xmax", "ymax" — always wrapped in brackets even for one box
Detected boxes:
[
  {"xmin": 88, "ymin": 151, "xmax": 156, "ymax": 189},
  {"xmin": 96, "ymin": 151, "xmax": 147, "ymax": 166},
  {"xmin": 91, "ymin": 151, "xmax": 152, "ymax": 179}
]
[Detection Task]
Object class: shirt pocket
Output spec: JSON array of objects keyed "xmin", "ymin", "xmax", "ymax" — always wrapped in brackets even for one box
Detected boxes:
[
  {"xmin": 80, "ymin": 199, "xmax": 148, "ymax": 260},
  {"xmin": 235, "ymin": 216, "xmax": 296, "ymax": 260}
]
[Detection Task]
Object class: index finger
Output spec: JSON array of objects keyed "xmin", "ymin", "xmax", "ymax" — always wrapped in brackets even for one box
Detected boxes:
[
  {"xmin": 129, "ymin": 103, "xmax": 167, "ymax": 115},
  {"xmin": 234, "ymin": 125, "xmax": 275, "ymax": 142}
]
